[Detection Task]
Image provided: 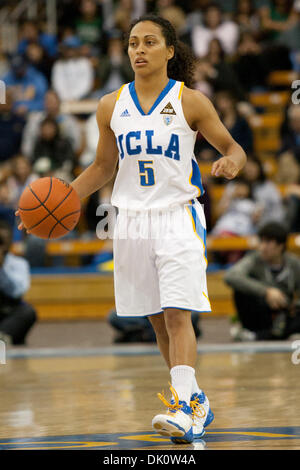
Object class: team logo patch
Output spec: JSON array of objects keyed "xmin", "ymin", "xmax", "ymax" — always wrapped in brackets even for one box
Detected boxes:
[
  {"xmin": 160, "ymin": 102, "xmax": 176, "ymax": 115},
  {"xmin": 163, "ymin": 115, "xmax": 173, "ymax": 126},
  {"xmin": 120, "ymin": 109, "xmax": 130, "ymax": 117}
]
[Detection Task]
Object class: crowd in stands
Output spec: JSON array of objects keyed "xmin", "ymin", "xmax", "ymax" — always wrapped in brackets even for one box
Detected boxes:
[{"xmin": 0, "ymin": 0, "xmax": 300, "ymax": 267}]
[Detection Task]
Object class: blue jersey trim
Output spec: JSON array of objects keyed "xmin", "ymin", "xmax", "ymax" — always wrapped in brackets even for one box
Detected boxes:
[
  {"xmin": 129, "ymin": 79, "xmax": 176, "ymax": 116},
  {"xmin": 187, "ymin": 202, "xmax": 208, "ymax": 260},
  {"xmin": 162, "ymin": 307, "xmax": 211, "ymax": 313},
  {"xmin": 190, "ymin": 158, "xmax": 204, "ymax": 197}
]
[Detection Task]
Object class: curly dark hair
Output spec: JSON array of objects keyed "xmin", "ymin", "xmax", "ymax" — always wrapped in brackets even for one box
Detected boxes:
[{"xmin": 125, "ymin": 14, "xmax": 196, "ymax": 89}]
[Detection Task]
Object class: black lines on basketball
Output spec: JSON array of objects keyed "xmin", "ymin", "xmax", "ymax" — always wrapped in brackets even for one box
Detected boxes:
[
  {"xmin": 18, "ymin": 177, "xmax": 53, "ymax": 211},
  {"xmin": 48, "ymin": 209, "xmax": 81, "ymax": 239},
  {"xmin": 28, "ymin": 184, "xmax": 73, "ymax": 232}
]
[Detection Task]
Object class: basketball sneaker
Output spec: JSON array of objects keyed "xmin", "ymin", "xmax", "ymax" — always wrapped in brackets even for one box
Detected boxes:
[
  {"xmin": 152, "ymin": 384, "xmax": 194, "ymax": 444},
  {"xmin": 190, "ymin": 391, "xmax": 214, "ymax": 439}
]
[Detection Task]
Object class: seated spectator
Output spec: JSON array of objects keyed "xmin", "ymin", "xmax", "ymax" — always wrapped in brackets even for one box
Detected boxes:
[
  {"xmin": 0, "ymin": 180, "xmax": 15, "ymax": 228},
  {"xmin": 224, "ymin": 154, "xmax": 285, "ymax": 226},
  {"xmin": 93, "ymin": 30, "xmax": 134, "ymax": 98},
  {"xmin": 278, "ymin": 104, "xmax": 300, "ymax": 165},
  {"xmin": 24, "ymin": 42, "xmax": 54, "ymax": 84},
  {"xmin": 224, "ymin": 222, "xmax": 300, "ymax": 341},
  {"xmin": 17, "ymin": 20, "xmax": 58, "ymax": 58},
  {"xmin": 0, "ymin": 219, "xmax": 37, "ymax": 345},
  {"xmin": 21, "ymin": 89, "xmax": 83, "ymax": 158},
  {"xmin": 114, "ymin": 0, "xmax": 134, "ymax": 34},
  {"xmin": 191, "ymin": 2, "xmax": 239, "ymax": 57},
  {"xmin": 232, "ymin": 31, "xmax": 266, "ymax": 93},
  {"xmin": 79, "ymin": 112, "xmax": 98, "ymax": 168},
  {"xmin": 51, "ymin": 36, "xmax": 94, "ymax": 101},
  {"xmin": 74, "ymin": 0, "xmax": 103, "ymax": 55},
  {"xmin": 214, "ymin": 90, "xmax": 253, "ymax": 153},
  {"xmin": 259, "ymin": 0, "xmax": 298, "ymax": 41},
  {"xmin": 193, "ymin": 59, "xmax": 214, "ymax": 99},
  {"xmin": 284, "ymin": 179, "xmax": 300, "ymax": 232},
  {"xmin": 32, "ymin": 118, "xmax": 75, "ymax": 181},
  {"xmin": 6, "ymin": 155, "xmax": 38, "ymax": 210},
  {"xmin": 212, "ymin": 177, "xmax": 262, "ymax": 238},
  {"xmin": 204, "ymin": 38, "xmax": 245, "ymax": 100},
  {"xmin": 234, "ymin": 0, "xmax": 260, "ymax": 33},
  {"xmin": 0, "ymin": 90, "xmax": 25, "ymax": 164},
  {"xmin": 2, "ymin": 55, "xmax": 48, "ymax": 115}
]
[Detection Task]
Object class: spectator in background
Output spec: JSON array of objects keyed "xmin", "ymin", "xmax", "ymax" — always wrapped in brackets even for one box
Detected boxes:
[
  {"xmin": 242, "ymin": 154, "xmax": 285, "ymax": 226},
  {"xmin": 93, "ymin": 30, "xmax": 134, "ymax": 98},
  {"xmin": 6, "ymin": 155, "xmax": 37, "ymax": 210},
  {"xmin": 0, "ymin": 180, "xmax": 15, "ymax": 228},
  {"xmin": 204, "ymin": 38, "xmax": 245, "ymax": 100},
  {"xmin": 0, "ymin": 90, "xmax": 25, "ymax": 164},
  {"xmin": 75, "ymin": 0, "xmax": 103, "ymax": 55},
  {"xmin": 24, "ymin": 42, "xmax": 54, "ymax": 84},
  {"xmin": 224, "ymin": 222, "xmax": 300, "ymax": 341},
  {"xmin": 217, "ymin": 155, "xmax": 285, "ymax": 228},
  {"xmin": 212, "ymin": 177, "xmax": 261, "ymax": 238},
  {"xmin": 233, "ymin": 31, "xmax": 266, "ymax": 93},
  {"xmin": 51, "ymin": 36, "xmax": 94, "ymax": 101},
  {"xmin": 114, "ymin": 0, "xmax": 134, "ymax": 34},
  {"xmin": 191, "ymin": 2, "xmax": 239, "ymax": 58},
  {"xmin": 279, "ymin": 104, "xmax": 300, "ymax": 165},
  {"xmin": 259, "ymin": 0, "xmax": 298, "ymax": 41},
  {"xmin": 2, "ymin": 55, "xmax": 48, "ymax": 115},
  {"xmin": 21, "ymin": 89, "xmax": 82, "ymax": 158},
  {"xmin": 79, "ymin": 112, "xmax": 98, "ymax": 168},
  {"xmin": 214, "ymin": 90, "xmax": 253, "ymax": 153},
  {"xmin": 32, "ymin": 118, "xmax": 75, "ymax": 181},
  {"xmin": 17, "ymin": 20, "xmax": 58, "ymax": 58},
  {"xmin": 234, "ymin": 0, "xmax": 260, "ymax": 33},
  {"xmin": 0, "ymin": 219, "xmax": 37, "ymax": 345},
  {"xmin": 276, "ymin": 105, "xmax": 300, "ymax": 184}
]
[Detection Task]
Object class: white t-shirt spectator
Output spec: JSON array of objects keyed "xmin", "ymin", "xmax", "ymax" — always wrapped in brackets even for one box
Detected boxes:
[
  {"xmin": 51, "ymin": 57, "xmax": 94, "ymax": 101},
  {"xmin": 192, "ymin": 21, "xmax": 239, "ymax": 57}
]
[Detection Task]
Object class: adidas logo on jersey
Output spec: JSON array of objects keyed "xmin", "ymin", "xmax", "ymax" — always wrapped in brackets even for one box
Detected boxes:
[
  {"xmin": 120, "ymin": 109, "xmax": 130, "ymax": 117},
  {"xmin": 160, "ymin": 102, "xmax": 176, "ymax": 115}
]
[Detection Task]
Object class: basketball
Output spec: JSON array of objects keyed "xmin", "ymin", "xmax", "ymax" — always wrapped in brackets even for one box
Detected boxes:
[{"xmin": 18, "ymin": 177, "xmax": 81, "ymax": 239}]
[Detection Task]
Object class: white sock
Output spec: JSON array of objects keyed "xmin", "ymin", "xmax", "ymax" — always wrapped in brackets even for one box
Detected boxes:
[
  {"xmin": 170, "ymin": 365, "xmax": 195, "ymax": 404},
  {"xmin": 191, "ymin": 376, "xmax": 202, "ymax": 397}
]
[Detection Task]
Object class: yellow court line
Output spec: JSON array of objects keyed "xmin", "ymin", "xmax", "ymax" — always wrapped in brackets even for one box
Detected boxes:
[
  {"xmin": 0, "ymin": 441, "xmax": 118, "ymax": 449},
  {"xmin": 119, "ymin": 434, "xmax": 169, "ymax": 442},
  {"xmin": 205, "ymin": 431, "xmax": 298, "ymax": 438}
]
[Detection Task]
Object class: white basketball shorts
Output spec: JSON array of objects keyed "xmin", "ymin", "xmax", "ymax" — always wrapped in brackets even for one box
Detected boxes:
[{"xmin": 113, "ymin": 199, "xmax": 211, "ymax": 317}]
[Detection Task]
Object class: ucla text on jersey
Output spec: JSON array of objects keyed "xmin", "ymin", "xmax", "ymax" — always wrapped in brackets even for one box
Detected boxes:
[{"xmin": 110, "ymin": 79, "xmax": 204, "ymax": 210}]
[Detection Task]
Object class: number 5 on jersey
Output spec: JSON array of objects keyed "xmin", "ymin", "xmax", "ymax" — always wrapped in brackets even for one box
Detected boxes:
[{"xmin": 138, "ymin": 160, "xmax": 155, "ymax": 186}]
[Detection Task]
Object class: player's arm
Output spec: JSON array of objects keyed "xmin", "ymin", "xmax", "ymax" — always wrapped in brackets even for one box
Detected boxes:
[
  {"xmin": 16, "ymin": 92, "xmax": 119, "ymax": 230},
  {"xmin": 71, "ymin": 92, "xmax": 119, "ymax": 199},
  {"xmin": 183, "ymin": 88, "xmax": 247, "ymax": 179}
]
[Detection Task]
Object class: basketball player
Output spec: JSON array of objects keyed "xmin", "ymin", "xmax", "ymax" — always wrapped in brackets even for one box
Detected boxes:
[{"xmin": 17, "ymin": 15, "xmax": 246, "ymax": 443}]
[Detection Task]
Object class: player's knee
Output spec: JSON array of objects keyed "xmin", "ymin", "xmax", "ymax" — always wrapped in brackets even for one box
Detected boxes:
[{"xmin": 164, "ymin": 309, "xmax": 191, "ymax": 335}]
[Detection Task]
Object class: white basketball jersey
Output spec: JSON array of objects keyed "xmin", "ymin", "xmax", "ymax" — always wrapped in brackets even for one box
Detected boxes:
[{"xmin": 110, "ymin": 79, "xmax": 204, "ymax": 210}]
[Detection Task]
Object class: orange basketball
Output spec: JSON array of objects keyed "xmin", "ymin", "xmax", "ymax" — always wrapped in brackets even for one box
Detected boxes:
[{"xmin": 18, "ymin": 177, "xmax": 81, "ymax": 239}]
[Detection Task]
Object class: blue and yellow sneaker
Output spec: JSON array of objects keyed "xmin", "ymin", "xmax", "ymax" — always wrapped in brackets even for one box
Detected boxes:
[
  {"xmin": 190, "ymin": 391, "xmax": 214, "ymax": 439},
  {"xmin": 152, "ymin": 384, "xmax": 194, "ymax": 444}
]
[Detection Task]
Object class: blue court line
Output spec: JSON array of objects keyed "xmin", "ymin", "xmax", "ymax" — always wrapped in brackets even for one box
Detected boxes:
[{"xmin": 4, "ymin": 341, "xmax": 297, "ymax": 360}]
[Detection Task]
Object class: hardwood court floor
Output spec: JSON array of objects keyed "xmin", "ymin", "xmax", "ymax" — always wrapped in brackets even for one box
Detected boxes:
[{"xmin": 0, "ymin": 346, "xmax": 300, "ymax": 450}]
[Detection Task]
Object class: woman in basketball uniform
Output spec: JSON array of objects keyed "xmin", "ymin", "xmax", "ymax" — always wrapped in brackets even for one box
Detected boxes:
[{"xmin": 18, "ymin": 15, "xmax": 246, "ymax": 443}]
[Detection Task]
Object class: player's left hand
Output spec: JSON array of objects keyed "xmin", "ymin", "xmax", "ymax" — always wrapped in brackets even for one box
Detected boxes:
[{"xmin": 211, "ymin": 156, "xmax": 240, "ymax": 180}]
